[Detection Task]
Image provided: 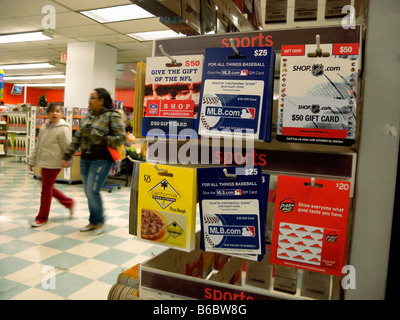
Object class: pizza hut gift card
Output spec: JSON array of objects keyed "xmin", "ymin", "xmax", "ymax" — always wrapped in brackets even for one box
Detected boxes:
[{"xmin": 270, "ymin": 175, "xmax": 350, "ymax": 276}]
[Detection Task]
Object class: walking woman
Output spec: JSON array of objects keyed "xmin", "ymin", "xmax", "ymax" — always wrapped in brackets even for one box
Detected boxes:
[
  {"xmin": 61, "ymin": 88, "xmax": 126, "ymax": 235},
  {"xmin": 29, "ymin": 103, "xmax": 74, "ymax": 226}
]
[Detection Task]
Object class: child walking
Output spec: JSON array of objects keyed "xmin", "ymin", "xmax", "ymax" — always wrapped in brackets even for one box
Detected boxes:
[{"xmin": 29, "ymin": 103, "xmax": 74, "ymax": 227}]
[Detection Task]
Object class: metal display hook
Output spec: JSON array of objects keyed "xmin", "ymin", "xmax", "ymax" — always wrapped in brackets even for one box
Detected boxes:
[
  {"xmin": 308, "ymin": 35, "xmax": 330, "ymax": 57},
  {"xmin": 154, "ymin": 163, "xmax": 168, "ymax": 173},
  {"xmin": 159, "ymin": 44, "xmax": 181, "ymax": 66},
  {"xmin": 229, "ymin": 38, "xmax": 240, "ymax": 56},
  {"xmin": 223, "ymin": 168, "xmax": 237, "ymax": 178}
]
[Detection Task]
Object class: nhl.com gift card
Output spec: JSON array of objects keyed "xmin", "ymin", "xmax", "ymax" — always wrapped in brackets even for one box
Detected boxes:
[{"xmin": 277, "ymin": 43, "xmax": 359, "ymax": 145}]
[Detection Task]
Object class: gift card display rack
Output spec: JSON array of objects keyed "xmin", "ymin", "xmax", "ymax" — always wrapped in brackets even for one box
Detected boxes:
[{"xmin": 131, "ymin": 1, "xmax": 400, "ymax": 301}]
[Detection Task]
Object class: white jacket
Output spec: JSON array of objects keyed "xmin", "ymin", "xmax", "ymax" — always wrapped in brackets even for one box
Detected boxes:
[{"xmin": 29, "ymin": 119, "xmax": 71, "ymax": 169}]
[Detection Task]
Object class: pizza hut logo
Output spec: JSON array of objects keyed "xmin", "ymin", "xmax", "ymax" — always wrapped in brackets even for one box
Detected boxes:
[
  {"xmin": 312, "ymin": 64, "xmax": 324, "ymax": 77},
  {"xmin": 279, "ymin": 198, "xmax": 295, "ymax": 213},
  {"xmin": 325, "ymin": 232, "xmax": 338, "ymax": 243}
]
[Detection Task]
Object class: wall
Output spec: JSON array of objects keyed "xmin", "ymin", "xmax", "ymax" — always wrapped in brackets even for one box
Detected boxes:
[
  {"xmin": 0, "ymin": 83, "xmax": 134, "ymax": 107},
  {"xmin": 115, "ymin": 88, "xmax": 135, "ymax": 107},
  {"xmin": 0, "ymin": 83, "xmax": 64, "ymax": 105}
]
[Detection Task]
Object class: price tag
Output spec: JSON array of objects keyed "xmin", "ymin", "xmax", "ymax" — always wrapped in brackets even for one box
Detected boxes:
[{"xmin": 332, "ymin": 43, "xmax": 359, "ymax": 55}]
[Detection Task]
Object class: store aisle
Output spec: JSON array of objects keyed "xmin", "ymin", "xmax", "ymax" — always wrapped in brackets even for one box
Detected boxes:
[{"xmin": 0, "ymin": 157, "xmax": 165, "ymax": 300}]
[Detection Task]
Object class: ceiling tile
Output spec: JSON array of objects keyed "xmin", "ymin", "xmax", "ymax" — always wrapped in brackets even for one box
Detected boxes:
[
  {"xmin": 1, "ymin": 0, "xmax": 70, "ymax": 18},
  {"xmin": 0, "ymin": 17, "xmax": 41, "ymax": 34},
  {"xmin": 111, "ymin": 41, "xmax": 152, "ymax": 50},
  {"xmin": 75, "ymin": 34, "xmax": 133, "ymax": 44},
  {"xmin": 18, "ymin": 12, "xmax": 98, "ymax": 30},
  {"xmin": 20, "ymin": 48, "xmax": 62, "ymax": 58},
  {"xmin": 105, "ymin": 18, "xmax": 169, "ymax": 34},
  {"xmin": 55, "ymin": 24, "xmax": 118, "ymax": 37},
  {"xmin": 0, "ymin": 42, "xmax": 46, "ymax": 51}
]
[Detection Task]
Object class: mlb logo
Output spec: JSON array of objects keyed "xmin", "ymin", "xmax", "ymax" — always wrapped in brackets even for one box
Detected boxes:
[
  {"xmin": 148, "ymin": 103, "xmax": 159, "ymax": 115},
  {"xmin": 240, "ymin": 108, "xmax": 256, "ymax": 119},
  {"xmin": 240, "ymin": 70, "xmax": 248, "ymax": 76}
]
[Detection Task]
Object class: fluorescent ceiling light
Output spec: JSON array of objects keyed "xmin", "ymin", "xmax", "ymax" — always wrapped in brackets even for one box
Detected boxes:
[
  {"xmin": 80, "ymin": 4, "xmax": 154, "ymax": 23},
  {"xmin": 26, "ymin": 83, "xmax": 66, "ymax": 87},
  {"xmin": 5, "ymin": 75, "xmax": 65, "ymax": 81},
  {"xmin": 0, "ymin": 31, "xmax": 52, "ymax": 44},
  {"xmin": 0, "ymin": 63, "xmax": 55, "ymax": 70},
  {"xmin": 127, "ymin": 30, "xmax": 183, "ymax": 42}
]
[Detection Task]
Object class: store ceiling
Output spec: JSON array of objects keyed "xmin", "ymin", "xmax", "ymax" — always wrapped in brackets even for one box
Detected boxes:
[{"xmin": 0, "ymin": 0, "xmax": 174, "ymax": 89}]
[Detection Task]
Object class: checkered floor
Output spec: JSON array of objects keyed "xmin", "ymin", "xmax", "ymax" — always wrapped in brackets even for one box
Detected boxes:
[{"xmin": 0, "ymin": 156, "xmax": 165, "ymax": 300}]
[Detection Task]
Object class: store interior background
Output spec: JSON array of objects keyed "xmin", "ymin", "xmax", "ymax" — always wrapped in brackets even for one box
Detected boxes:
[
  {"xmin": 0, "ymin": 0, "xmax": 365, "ymax": 106},
  {"xmin": 1, "ymin": 0, "xmax": 399, "ymax": 300}
]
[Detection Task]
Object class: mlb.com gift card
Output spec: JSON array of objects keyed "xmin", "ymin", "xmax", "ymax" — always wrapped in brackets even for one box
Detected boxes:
[
  {"xmin": 197, "ymin": 46, "xmax": 275, "ymax": 141},
  {"xmin": 277, "ymin": 43, "xmax": 359, "ymax": 145},
  {"xmin": 270, "ymin": 176, "xmax": 351, "ymax": 276},
  {"xmin": 197, "ymin": 166, "xmax": 268, "ymax": 255}
]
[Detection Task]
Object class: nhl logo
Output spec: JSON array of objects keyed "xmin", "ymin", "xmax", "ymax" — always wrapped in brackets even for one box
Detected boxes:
[{"xmin": 312, "ymin": 64, "xmax": 324, "ymax": 77}]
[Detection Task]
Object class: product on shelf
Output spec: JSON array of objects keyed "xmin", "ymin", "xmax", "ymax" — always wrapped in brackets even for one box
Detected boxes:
[
  {"xmin": 270, "ymin": 175, "xmax": 351, "ymax": 276},
  {"xmin": 276, "ymin": 42, "xmax": 359, "ymax": 145},
  {"xmin": 142, "ymin": 54, "xmax": 204, "ymax": 137},
  {"xmin": 197, "ymin": 166, "xmax": 268, "ymax": 256},
  {"xmin": 197, "ymin": 46, "xmax": 275, "ymax": 141},
  {"xmin": 136, "ymin": 163, "xmax": 197, "ymax": 252}
]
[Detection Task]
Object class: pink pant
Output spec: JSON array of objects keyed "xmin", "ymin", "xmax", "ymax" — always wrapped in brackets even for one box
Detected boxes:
[{"xmin": 36, "ymin": 168, "xmax": 74, "ymax": 222}]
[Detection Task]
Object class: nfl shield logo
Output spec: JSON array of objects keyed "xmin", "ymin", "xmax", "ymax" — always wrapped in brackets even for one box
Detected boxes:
[{"xmin": 149, "ymin": 103, "xmax": 158, "ymax": 115}]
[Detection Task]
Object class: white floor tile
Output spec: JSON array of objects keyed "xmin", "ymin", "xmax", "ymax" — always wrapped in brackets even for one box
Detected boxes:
[
  {"xmin": 67, "ymin": 281, "xmax": 112, "ymax": 300},
  {"xmin": 66, "ymin": 242, "xmax": 109, "ymax": 258},
  {"xmin": 10, "ymin": 287, "xmax": 65, "ymax": 300},
  {"xmin": 69, "ymin": 259, "xmax": 117, "ymax": 280}
]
